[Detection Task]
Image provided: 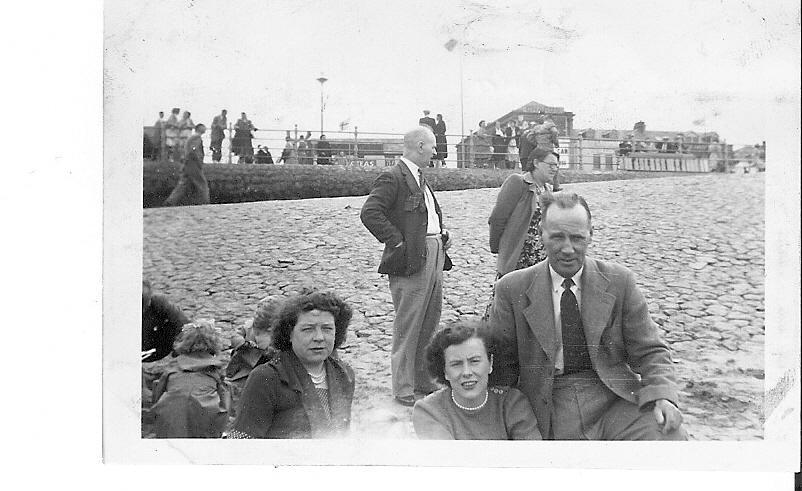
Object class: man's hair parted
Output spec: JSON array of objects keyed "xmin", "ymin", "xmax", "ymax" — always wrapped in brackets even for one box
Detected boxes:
[{"xmin": 539, "ymin": 192, "xmax": 593, "ymax": 230}]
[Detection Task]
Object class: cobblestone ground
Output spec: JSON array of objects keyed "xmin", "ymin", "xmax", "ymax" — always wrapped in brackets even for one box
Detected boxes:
[{"xmin": 144, "ymin": 173, "xmax": 765, "ymax": 440}]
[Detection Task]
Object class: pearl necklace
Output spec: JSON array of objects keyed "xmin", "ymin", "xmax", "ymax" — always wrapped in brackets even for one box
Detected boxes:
[
  {"xmin": 451, "ymin": 389, "xmax": 488, "ymax": 412},
  {"xmin": 308, "ymin": 367, "xmax": 326, "ymax": 385}
]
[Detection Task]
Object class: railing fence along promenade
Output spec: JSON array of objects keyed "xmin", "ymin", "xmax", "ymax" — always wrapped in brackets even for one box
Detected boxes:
[{"xmin": 143, "ymin": 124, "xmax": 764, "ymax": 174}]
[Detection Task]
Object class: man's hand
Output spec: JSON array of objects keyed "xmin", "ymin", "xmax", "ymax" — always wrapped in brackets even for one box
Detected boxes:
[
  {"xmin": 652, "ymin": 399, "xmax": 683, "ymax": 434},
  {"xmin": 442, "ymin": 229, "xmax": 453, "ymax": 251}
]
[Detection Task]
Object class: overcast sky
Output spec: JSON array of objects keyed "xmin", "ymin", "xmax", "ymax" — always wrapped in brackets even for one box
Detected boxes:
[{"xmin": 106, "ymin": 0, "xmax": 800, "ymax": 144}]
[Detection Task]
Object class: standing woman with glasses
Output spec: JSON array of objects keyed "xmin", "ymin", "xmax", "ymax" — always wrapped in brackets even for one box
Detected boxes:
[{"xmin": 483, "ymin": 148, "xmax": 559, "ymax": 319}]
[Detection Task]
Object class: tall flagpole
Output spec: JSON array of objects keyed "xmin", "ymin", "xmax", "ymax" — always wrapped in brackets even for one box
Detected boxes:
[
  {"xmin": 459, "ymin": 45, "xmax": 464, "ymax": 144},
  {"xmin": 316, "ymin": 76, "xmax": 328, "ymax": 136}
]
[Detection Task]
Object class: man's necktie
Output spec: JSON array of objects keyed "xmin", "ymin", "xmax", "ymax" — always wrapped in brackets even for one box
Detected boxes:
[
  {"xmin": 418, "ymin": 169, "xmax": 428, "ymax": 192},
  {"xmin": 561, "ymin": 278, "xmax": 592, "ymax": 374}
]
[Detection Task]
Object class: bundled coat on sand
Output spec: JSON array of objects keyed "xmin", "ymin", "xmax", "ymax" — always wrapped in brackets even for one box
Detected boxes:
[{"xmin": 150, "ymin": 321, "xmax": 231, "ymax": 438}]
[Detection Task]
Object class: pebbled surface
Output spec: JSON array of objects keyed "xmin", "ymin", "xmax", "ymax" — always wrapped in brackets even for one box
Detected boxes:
[{"xmin": 144, "ymin": 173, "xmax": 765, "ymax": 440}]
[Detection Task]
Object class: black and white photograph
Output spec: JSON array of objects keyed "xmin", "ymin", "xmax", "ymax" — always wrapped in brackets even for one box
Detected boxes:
[{"xmin": 97, "ymin": 0, "xmax": 799, "ymax": 478}]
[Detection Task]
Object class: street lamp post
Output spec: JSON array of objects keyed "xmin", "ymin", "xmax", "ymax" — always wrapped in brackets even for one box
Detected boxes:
[{"xmin": 316, "ymin": 76, "xmax": 328, "ymax": 135}]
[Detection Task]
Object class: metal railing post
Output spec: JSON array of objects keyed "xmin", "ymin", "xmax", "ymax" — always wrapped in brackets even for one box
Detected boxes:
[{"xmin": 354, "ymin": 126, "xmax": 359, "ymax": 160}]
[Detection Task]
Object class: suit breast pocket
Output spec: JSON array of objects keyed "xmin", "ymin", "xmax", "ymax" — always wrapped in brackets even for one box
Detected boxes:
[{"xmin": 404, "ymin": 194, "xmax": 424, "ymax": 212}]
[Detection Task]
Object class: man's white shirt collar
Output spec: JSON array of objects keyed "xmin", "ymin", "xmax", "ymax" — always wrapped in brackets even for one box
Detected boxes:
[
  {"xmin": 399, "ymin": 157, "xmax": 421, "ymax": 185},
  {"xmin": 549, "ymin": 263, "xmax": 584, "ymax": 293}
]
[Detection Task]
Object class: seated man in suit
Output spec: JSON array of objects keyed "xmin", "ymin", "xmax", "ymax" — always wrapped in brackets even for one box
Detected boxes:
[{"xmin": 489, "ymin": 191, "xmax": 687, "ymax": 440}]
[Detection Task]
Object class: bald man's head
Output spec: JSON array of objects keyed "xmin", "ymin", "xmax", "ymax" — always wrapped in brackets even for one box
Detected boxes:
[{"xmin": 402, "ymin": 126, "xmax": 436, "ymax": 166}]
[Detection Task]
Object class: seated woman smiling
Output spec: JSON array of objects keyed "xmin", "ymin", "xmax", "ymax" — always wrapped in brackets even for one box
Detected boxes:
[{"xmin": 413, "ymin": 322, "xmax": 541, "ymax": 440}]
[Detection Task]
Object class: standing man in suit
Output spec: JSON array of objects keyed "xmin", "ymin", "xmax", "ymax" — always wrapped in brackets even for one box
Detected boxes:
[
  {"xmin": 361, "ymin": 126, "xmax": 453, "ymax": 406},
  {"xmin": 489, "ymin": 192, "xmax": 686, "ymax": 440},
  {"xmin": 210, "ymin": 109, "xmax": 227, "ymax": 163},
  {"xmin": 419, "ymin": 109, "xmax": 436, "ymax": 131}
]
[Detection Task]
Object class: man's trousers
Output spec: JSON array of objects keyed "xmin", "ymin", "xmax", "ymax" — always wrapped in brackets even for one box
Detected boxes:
[
  {"xmin": 549, "ymin": 370, "xmax": 688, "ymax": 440},
  {"xmin": 163, "ymin": 161, "xmax": 210, "ymax": 206},
  {"xmin": 388, "ymin": 235, "xmax": 444, "ymax": 398}
]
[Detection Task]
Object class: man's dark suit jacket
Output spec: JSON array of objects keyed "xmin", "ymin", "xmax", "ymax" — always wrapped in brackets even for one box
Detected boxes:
[
  {"xmin": 360, "ymin": 161, "xmax": 452, "ymax": 276},
  {"xmin": 489, "ymin": 257, "xmax": 679, "ymax": 438}
]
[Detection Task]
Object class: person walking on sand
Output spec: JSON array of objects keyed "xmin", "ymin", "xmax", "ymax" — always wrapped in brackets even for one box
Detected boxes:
[{"xmin": 164, "ymin": 124, "xmax": 210, "ymax": 206}]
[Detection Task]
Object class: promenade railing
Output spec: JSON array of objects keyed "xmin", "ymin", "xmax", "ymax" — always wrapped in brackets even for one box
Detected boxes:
[{"xmin": 143, "ymin": 125, "xmax": 764, "ymax": 173}]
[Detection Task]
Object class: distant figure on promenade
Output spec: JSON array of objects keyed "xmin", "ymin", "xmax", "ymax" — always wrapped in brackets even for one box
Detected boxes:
[
  {"xmin": 232, "ymin": 112, "xmax": 256, "ymax": 163},
  {"xmin": 618, "ymin": 135, "xmax": 633, "ymax": 156},
  {"xmin": 178, "ymin": 111, "xmax": 194, "ymax": 160},
  {"xmin": 666, "ymin": 135, "xmax": 681, "ymax": 153},
  {"xmin": 297, "ymin": 135, "xmax": 313, "ymax": 165},
  {"xmin": 489, "ymin": 192, "xmax": 687, "ymax": 440},
  {"xmin": 228, "ymin": 289, "xmax": 355, "ymax": 439},
  {"xmin": 360, "ymin": 126, "xmax": 453, "ymax": 407},
  {"xmin": 210, "ymin": 109, "xmax": 227, "ymax": 163},
  {"xmin": 507, "ymin": 128, "xmax": 520, "ymax": 169},
  {"xmin": 255, "ymin": 145, "xmax": 274, "ymax": 164},
  {"xmin": 483, "ymin": 147, "xmax": 557, "ymax": 320},
  {"xmin": 334, "ymin": 151, "xmax": 348, "ymax": 166},
  {"xmin": 150, "ymin": 320, "xmax": 230, "ymax": 438},
  {"xmin": 419, "ymin": 109, "xmax": 436, "ymax": 131},
  {"xmin": 491, "ymin": 123, "xmax": 508, "ymax": 170},
  {"xmin": 533, "ymin": 116, "xmax": 560, "ymax": 152},
  {"xmin": 433, "ymin": 114, "xmax": 447, "ymax": 167},
  {"xmin": 413, "ymin": 322, "xmax": 542, "ymax": 440},
  {"xmin": 152, "ymin": 111, "xmax": 165, "ymax": 160},
  {"xmin": 471, "ymin": 123, "xmax": 493, "ymax": 168},
  {"xmin": 277, "ymin": 136, "xmax": 297, "ymax": 165},
  {"xmin": 164, "ymin": 124, "xmax": 210, "ymax": 206},
  {"xmin": 316, "ymin": 134, "xmax": 332, "ymax": 164},
  {"xmin": 164, "ymin": 108, "xmax": 181, "ymax": 162}
]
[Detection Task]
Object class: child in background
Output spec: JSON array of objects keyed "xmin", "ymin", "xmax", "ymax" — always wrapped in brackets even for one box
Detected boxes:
[
  {"xmin": 225, "ymin": 296, "xmax": 282, "ymax": 417},
  {"xmin": 150, "ymin": 320, "xmax": 230, "ymax": 438}
]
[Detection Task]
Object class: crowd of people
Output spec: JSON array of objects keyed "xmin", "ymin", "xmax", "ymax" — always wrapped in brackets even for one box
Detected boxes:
[
  {"xmin": 148, "ymin": 106, "xmax": 565, "ymax": 176},
  {"xmin": 143, "ymin": 125, "xmax": 688, "ymax": 441},
  {"xmin": 149, "ymin": 108, "xmax": 197, "ymax": 163},
  {"xmin": 466, "ymin": 115, "xmax": 560, "ymax": 172}
]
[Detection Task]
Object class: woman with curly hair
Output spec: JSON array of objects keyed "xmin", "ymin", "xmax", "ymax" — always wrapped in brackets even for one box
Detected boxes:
[
  {"xmin": 228, "ymin": 289, "xmax": 355, "ymax": 439},
  {"xmin": 412, "ymin": 322, "xmax": 541, "ymax": 440},
  {"xmin": 150, "ymin": 320, "xmax": 230, "ymax": 438}
]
